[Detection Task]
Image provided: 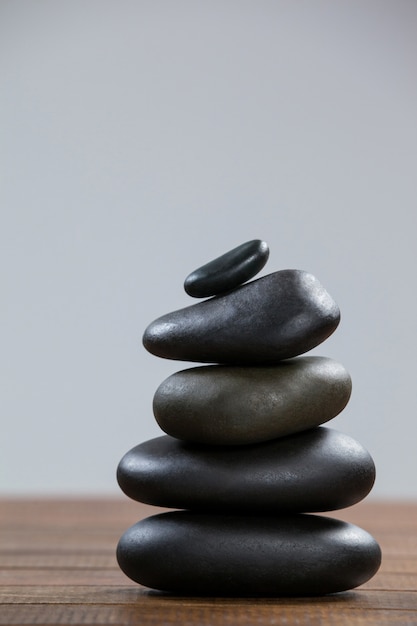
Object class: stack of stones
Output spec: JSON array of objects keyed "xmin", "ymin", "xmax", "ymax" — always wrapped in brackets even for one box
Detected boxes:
[{"xmin": 117, "ymin": 240, "xmax": 381, "ymax": 596}]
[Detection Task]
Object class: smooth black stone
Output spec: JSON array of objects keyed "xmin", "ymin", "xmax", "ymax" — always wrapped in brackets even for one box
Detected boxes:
[
  {"xmin": 117, "ymin": 428, "xmax": 375, "ymax": 512},
  {"xmin": 184, "ymin": 239, "xmax": 269, "ymax": 298},
  {"xmin": 153, "ymin": 356, "xmax": 351, "ymax": 445},
  {"xmin": 117, "ymin": 512, "xmax": 381, "ymax": 595},
  {"xmin": 143, "ymin": 270, "xmax": 340, "ymax": 364}
]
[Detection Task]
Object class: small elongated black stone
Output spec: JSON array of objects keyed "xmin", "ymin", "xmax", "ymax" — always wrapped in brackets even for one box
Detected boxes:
[
  {"xmin": 117, "ymin": 428, "xmax": 375, "ymax": 512},
  {"xmin": 184, "ymin": 239, "xmax": 269, "ymax": 297},
  {"xmin": 116, "ymin": 512, "xmax": 381, "ymax": 595},
  {"xmin": 143, "ymin": 270, "xmax": 340, "ymax": 364},
  {"xmin": 153, "ymin": 356, "xmax": 351, "ymax": 445}
]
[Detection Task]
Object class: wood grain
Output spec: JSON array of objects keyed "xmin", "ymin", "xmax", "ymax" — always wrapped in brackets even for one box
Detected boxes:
[{"xmin": 0, "ymin": 498, "xmax": 416, "ymax": 625}]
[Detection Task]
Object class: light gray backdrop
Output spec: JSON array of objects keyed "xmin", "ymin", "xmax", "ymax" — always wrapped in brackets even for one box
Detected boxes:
[{"xmin": 1, "ymin": 1, "xmax": 416, "ymax": 498}]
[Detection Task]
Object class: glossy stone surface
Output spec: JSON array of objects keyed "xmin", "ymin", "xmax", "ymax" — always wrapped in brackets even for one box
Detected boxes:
[
  {"xmin": 153, "ymin": 356, "xmax": 351, "ymax": 445},
  {"xmin": 117, "ymin": 428, "xmax": 375, "ymax": 512},
  {"xmin": 184, "ymin": 239, "xmax": 269, "ymax": 297},
  {"xmin": 143, "ymin": 270, "xmax": 340, "ymax": 364},
  {"xmin": 117, "ymin": 511, "xmax": 381, "ymax": 595}
]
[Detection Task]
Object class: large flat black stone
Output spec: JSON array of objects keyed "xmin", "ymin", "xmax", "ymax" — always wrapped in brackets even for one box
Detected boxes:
[
  {"xmin": 117, "ymin": 428, "xmax": 375, "ymax": 512},
  {"xmin": 143, "ymin": 270, "xmax": 340, "ymax": 364},
  {"xmin": 117, "ymin": 511, "xmax": 381, "ymax": 595}
]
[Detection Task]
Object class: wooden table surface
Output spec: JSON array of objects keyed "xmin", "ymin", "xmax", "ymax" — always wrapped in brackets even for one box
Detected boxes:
[{"xmin": 0, "ymin": 498, "xmax": 416, "ymax": 625}]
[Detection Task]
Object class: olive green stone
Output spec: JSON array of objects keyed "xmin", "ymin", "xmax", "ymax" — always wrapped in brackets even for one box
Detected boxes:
[{"xmin": 153, "ymin": 356, "xmax": 351, "ymax": 445}]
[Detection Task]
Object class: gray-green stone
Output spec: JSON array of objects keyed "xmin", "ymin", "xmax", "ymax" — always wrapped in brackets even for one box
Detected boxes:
[{"xmin": 153, "ymin": 356, "xmax": 351, "ymax": 445}]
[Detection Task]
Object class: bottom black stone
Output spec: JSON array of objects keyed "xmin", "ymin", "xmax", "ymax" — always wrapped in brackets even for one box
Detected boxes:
[{"xmin": 117, "ymin": 511, "xmax": 381, "ymax": 596}]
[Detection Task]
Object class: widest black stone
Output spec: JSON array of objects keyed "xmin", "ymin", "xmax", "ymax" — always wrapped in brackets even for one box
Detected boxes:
[
  {"xmin": 117, "ymin": 511, "xmax": 381, "ymax": 595},
  {"xmin": 117, "ymin": 428, "xmax": 375, "ymax": 512},
  {"xmin": 184, "ymin": 239, "xmax": 269, "ymax": 298},
  {"xmin": 143, "ymin": 270, "xmax": 340, "ymax": 364},
  {"xmin": 153, "ymin": 356, "xmax": 351, "ymax": 445}
]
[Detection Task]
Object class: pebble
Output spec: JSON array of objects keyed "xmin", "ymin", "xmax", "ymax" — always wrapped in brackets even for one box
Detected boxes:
[
  {"xmin": 143, "ymin": 270, "xmax": 340, "ymax": 364},
  {"xmin": 116, "ymin": 428, "xmax": 375, "ymax": 512},
  {"xmin": 153, "ymin": 356, "xmax": 351, "ymax": 445},
  {"xmin": 184, "ymin": 239, "xmax": 269, "ymax": 297},
  {"xmin": 117, "ymin": 511, "xmax": 381, "ymax": 595}
]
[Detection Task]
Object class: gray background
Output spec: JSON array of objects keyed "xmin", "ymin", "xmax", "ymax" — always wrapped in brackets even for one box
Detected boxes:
[{"xmin": 1, "ymin": 1, "xmax": 416, "ymax": 498}]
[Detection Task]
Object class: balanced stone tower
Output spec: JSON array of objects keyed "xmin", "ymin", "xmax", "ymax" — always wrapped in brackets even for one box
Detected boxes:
[{"xmin": 117, "ymin": 240, "xmax": 381, "ymax": 595}]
